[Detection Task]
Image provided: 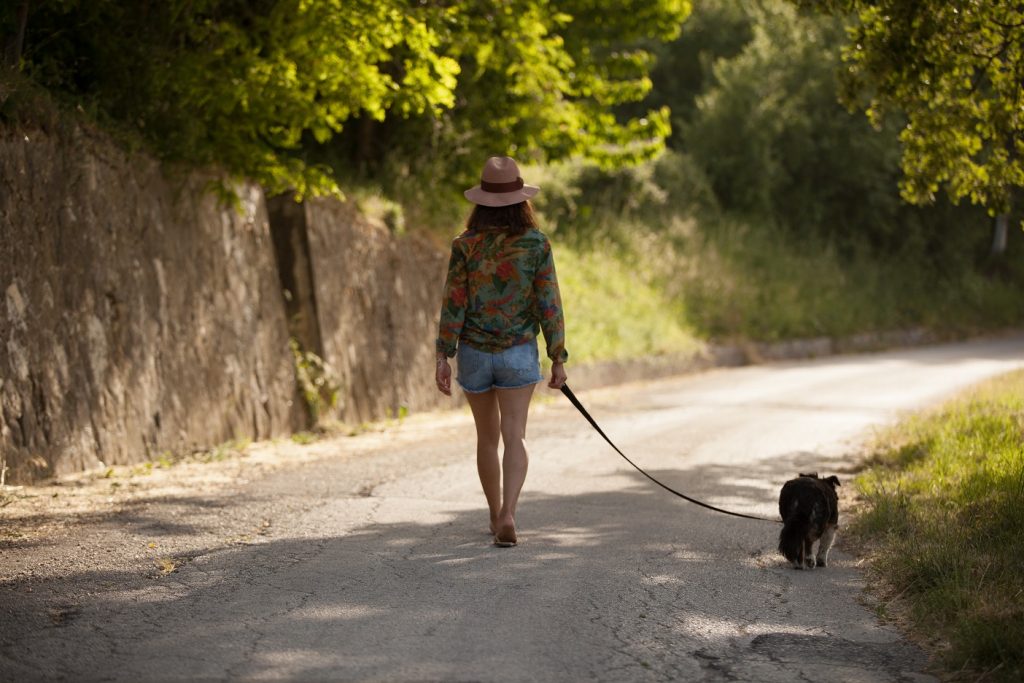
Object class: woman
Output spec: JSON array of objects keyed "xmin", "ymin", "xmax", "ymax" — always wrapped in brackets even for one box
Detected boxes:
[{"xmin": 435, "ymin": 156, "xmax": 568, "ymax": 548}]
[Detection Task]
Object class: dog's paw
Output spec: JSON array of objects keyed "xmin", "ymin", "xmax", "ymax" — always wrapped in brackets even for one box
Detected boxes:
[
  {"xmin": 815, "ymin": 558, "xmax": 828, "ymax": 568},
  {"xmin": 791, "ymin": 561, "xmax": 805, "ymax": 570}
]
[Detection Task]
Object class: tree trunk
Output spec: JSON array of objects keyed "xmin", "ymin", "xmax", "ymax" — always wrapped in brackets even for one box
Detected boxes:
[
  {"xmin": 3, "ymin": 2, "xmax": 29, "ymax": 69},
  {"xmin": 990, "ymin": 213, "xmax": 1009, "ymax": 257}
]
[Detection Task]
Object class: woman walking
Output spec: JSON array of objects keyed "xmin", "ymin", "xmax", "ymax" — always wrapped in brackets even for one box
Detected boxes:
[{"xmin": 435, "ymin": 156, "xmax": 568, "ymax": 548}]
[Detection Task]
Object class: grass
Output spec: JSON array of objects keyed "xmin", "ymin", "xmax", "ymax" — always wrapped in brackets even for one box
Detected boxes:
[
  {"xmin": 665, "ymin": 217, "xmax": 1024, "ymax": 342},
  {"xmin": 547, "ymin": 212, "xmax": 1022, "ymax": 358},
  {"xmin": 544, "ymin": 242, "xmax": 701, "ymax": 364},
  {"xmin": 852, "ymin": 369, "xmax": 1024, "ymax": 681}
]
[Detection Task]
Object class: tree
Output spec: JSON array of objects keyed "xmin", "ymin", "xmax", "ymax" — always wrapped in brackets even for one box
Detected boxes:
[
  {"xmin": 622, "ymin": 0, "xmax": 754, "ymax": 143},
  {"xmin": 1, "ymin": 2, "xmax": 28, "ymax": 68},
  {"xmin": 331, "ymin": 0, "xmax": 692, "ymax": 195},
  {"xmin": 797, "ymin": 0, "xmax": 1024, "ymax": 254},
  {"xmin": 5, "ymin": 1, "xmax": 692, "ymax": 198},
  {"xmin": 9, "ymin": 1, "xmax": 462, "ymax": 197},
  {"xmin": 683, "ymin": 3, "xmax": 911, "ymax": 247}
]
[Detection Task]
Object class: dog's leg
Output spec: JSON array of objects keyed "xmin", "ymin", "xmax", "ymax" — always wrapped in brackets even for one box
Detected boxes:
[
  {"xmin": 792, "ymin": 540, "xmax": 805, "ymax": 570},
  {"xmin": 803, "ymin": 538, "xmax": 816, "ymax": 569},
  {"xmin": 816, "ymin": 525, "xmax": 837, "ymax": 567}
]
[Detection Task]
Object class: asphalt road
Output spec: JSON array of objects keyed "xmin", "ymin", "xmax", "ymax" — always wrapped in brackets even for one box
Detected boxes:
[{"xmin": 2, "ymin": 334, "xmax": 1023, "ymax": 682}]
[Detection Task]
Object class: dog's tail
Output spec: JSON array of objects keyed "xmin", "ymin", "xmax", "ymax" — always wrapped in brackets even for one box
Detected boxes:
[{"xmin": 778, "ymin": 513, "xmax": 810, "ymax": 564}]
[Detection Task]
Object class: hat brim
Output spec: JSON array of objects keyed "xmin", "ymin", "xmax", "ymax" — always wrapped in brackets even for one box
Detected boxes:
[{"xmin": 464, "ymin": 184, "xmax": 539, "ymax": 207}]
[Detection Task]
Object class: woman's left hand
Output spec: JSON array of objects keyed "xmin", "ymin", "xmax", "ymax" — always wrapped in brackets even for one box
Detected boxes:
[
  {"xmin": 436, "ymin": 359, "xmax": 452, "ymax": 396},
  {"xmin": 548, "ymin": 361, "xmax": 567, "ymax": 389}
]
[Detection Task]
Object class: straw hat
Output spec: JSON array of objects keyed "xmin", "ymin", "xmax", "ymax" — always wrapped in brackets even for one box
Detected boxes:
[{"xmin": 463, "ymin": 156, "xmax": 539, "ymax": 207}]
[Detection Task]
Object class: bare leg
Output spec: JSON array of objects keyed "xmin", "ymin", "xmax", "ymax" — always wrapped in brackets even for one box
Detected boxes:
[
  {"xmin": 464, "ymin": 390, "xmax": 501, "ymax": 532},
  {"xmin": 494, "ymin": 384, "xmax": 536, "ymax": 544}
]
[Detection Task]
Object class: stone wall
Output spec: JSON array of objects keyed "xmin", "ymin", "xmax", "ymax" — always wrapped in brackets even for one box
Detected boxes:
[
  {"xmin": 0, "ymin": 125, "xmax": 300, "ymax": 482},
  {"xmin": 7, "ymin": 121, "xmax": 923, "ymax": 484},
  {"xmin": 301, "ymin": 198, "xmax": 451, "ymax": 423}
]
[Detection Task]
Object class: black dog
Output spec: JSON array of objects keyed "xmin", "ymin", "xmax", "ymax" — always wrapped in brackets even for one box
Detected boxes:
[{"xmin": 778, "ymin": 473, "xmax": 840, "ymax": 569}]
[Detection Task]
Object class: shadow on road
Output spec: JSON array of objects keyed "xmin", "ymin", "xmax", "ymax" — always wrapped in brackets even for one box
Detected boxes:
[{"xmin": 0, "ymin": 451, "xmax": 928, "ymax": 681}]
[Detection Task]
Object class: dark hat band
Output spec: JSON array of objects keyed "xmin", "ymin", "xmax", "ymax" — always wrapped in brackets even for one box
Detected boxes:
[{"xmin": 480, "ymin": 177, "xmax": 524, "ymax": 193}]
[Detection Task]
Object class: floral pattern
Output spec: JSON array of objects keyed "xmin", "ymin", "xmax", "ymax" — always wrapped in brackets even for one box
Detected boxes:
[{"xmin": 436, "ymin": 227, "xmax": 568, "ymax": 362}]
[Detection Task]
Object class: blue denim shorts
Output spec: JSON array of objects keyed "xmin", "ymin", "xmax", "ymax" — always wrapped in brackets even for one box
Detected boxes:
[{"xmin": 457, "ymin": 339, "xmax": 543, "ymax": 393}]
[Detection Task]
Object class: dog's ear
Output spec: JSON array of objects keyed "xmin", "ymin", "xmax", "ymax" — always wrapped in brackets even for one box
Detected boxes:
[
  {"xmin": 825, "ymin": 475, "xmax": 841, "ymax": 487},
  {"xmin": 799, "ymin": 472, "xmax": 819, "ymax": 479}
]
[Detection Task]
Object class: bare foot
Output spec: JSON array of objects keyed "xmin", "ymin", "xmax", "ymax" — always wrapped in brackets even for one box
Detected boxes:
[{"xmin": 494, "ymin": 517, "xmax": 517, "ymax": 547}]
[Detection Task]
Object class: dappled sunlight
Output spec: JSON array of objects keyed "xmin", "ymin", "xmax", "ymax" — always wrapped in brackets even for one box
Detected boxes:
[
  {"xmin": 0, "ymin": 447, "xmax": 931, "ymax": 681},
  {"xmin": 6, "ymin": 339, "xmax": 1014, "ymax": 680},
  {"xmin": 285, "ymin": 603, "xmax": 391, "ymax": 623},
  {"xmin": 5, "ymin": 0, "xmax": 1023, "ymax": 678},
  {"xmin": 726, "ymin": 476, "xmax": 779, "ymax": 492}
]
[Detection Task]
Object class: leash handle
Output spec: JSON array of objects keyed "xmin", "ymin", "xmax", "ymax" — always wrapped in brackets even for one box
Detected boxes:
[{"xmin": 560, "ymin": 383, "xmax": 780, "ymax": 524}]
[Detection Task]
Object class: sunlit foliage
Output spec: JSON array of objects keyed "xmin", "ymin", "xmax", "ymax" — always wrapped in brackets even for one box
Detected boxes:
[
  {"xmin": 797, "ymin": 0, "xmax": 1024, "ymax": 218},
  {"xmin": 2, "ymin": 1, "xmax": 691, "ymax": 195}
]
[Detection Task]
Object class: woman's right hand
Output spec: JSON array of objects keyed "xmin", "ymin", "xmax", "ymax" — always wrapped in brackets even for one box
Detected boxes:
[
  {"xmin": 436, "ymin": 359, "xmax": 452, "ymax": 396},
  {"xmin": 548, "ymin": 361, "xmax": 567, "ymax": 390}
]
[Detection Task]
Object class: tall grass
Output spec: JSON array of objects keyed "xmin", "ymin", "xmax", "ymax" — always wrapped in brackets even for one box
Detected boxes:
[
  {"xmin": 668, "ymin": 217, "xmax": 1024, "ymax": 341},
  {"xmin": 552, "ymin": 244, "xmax": 701, "ymax": 364},
  {"xmin": 529, "ymin": 155, "xmax": 1024, "ymax": 348},
  {"xmin": 853, "ymin": 370, "xmax": 1024, "ymax": 681}
]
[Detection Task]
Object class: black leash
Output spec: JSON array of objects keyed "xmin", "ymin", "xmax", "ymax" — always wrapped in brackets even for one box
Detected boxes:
[{"xmin": 560, "ymin": 384, "xmax": 780, "ymax": 524}]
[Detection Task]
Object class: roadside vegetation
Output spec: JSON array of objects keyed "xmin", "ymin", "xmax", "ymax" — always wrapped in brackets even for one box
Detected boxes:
[
  {"xmin": 852, "ymin": 369, "xmax": 1024, "ymax": 681},
  {"xmin": 525, "ymin": 1, "xmax": 1023, "ymax": 353},
  {"xmin": 550, "ymin": 243, "xmax": 700, "ymax": 363},
  {"xmin": 2, "ymin": 1, "xmax": 1022, "ymax": 363}
]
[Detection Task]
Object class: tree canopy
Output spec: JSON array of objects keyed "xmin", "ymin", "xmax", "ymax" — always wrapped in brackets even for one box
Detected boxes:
[
  {"xmin": 540, "ymin": 0, "xmax": 989, "ymax": 268},
  {"xmin": 637, "ymin": 0, "xmax": 954, "ymax": 251},
  {"xmin": 796, "ymin": 0, "xmax": 1024, "ymax": 218},
  {"xmin": 3, "ymin": 0, "xmax": 691, "ymax": 196}
]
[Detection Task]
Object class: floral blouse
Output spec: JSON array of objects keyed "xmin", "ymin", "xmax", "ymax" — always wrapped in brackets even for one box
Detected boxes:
[{"xmin": 436, "ymin": 227, "xmax": 568, "ymax": 363}]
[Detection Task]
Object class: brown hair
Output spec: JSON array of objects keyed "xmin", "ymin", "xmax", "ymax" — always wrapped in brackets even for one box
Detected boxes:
[{"xmin": 465, "ymin": 200, "xmax": 539, "ymax": 235}]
